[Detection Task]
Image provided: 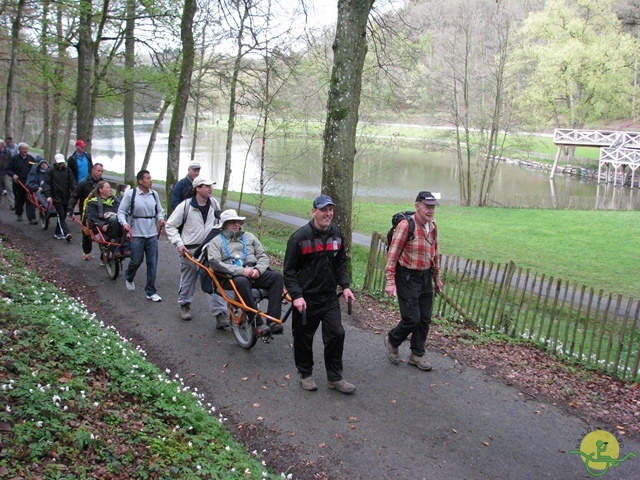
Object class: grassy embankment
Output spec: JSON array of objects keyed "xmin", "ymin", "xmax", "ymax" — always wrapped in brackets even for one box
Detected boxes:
[
  {"xmin": 224, "ymin": 192, "xmax": 640, "ymax": 299},
  {"xmin": 230, "ymin": 118, "xmax": 602, "ymax": 165},
  {"xmin": 0, "ymin": 244, "xmax": 283, "ymax": 479}
]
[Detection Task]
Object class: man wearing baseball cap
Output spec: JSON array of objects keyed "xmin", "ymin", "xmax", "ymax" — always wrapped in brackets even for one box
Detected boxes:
[
  {"xmin": 172, "ymin": 160, "xmax": 205, "ymax": 209},
  {"xmin": 383, "ymin": 191, "xmax": 443, "ymax": 372},
  {"xmin": 283, "ymin": 194, "xmax": 357, "ymax": 394},
  {"xmin": 67, "ymin": 139, "xmax": 93, "ymax": 183},
  {"xmin": 166, "ymin": 176, "xmax": 222, "ymax": 322}
]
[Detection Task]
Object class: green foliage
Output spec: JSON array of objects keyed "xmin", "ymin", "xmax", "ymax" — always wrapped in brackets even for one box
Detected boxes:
[
  {"xmin": 511, "ymin": 0, "xmax": 639, "ymax": 127},
  {"xmin": 0, "ymin": 244, "xmax": 279, "ymax": 478}
]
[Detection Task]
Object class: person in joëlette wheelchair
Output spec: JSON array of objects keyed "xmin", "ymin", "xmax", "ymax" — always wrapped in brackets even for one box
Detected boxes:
[
  {"xmin": 206, "ymin": 209, "xmax": 284, "ymax": 336},
  {"xmin": 84, "ymin": 180, "xmax": 130, "ymax": 258}
]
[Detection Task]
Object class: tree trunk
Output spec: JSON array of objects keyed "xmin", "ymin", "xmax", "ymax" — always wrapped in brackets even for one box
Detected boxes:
[
  {"xmin": 221, "ymin": 2, "xmax": 251, "ymax": 210},
  {"xmin": 41, "ymin": 0, "xmax": 51, "ymax": 158},
  {"xmin": 190, "ymin": 23, "xmax": 207, "ymax": 163},
  {"xmin": 257, "ymin": 53, "xmax": 271, "ymax": 238},
  {"xmin": 76, "ymin": 0, "xmax": 93, "ymax": 143},
  {"xmin": 141, "ymin": 97, "xmax": 171, "ymax": 172},
  {"xmin": 49, "ymin": 2, "xmax": 66, "ymax": 155},
  {"xmin": 321, "ymin": 0, "xmax": 374, "ymax": 273},
  {"xmin": 4, "ymin": 0, "xmax": 26, "ymax": 139},
  {"xmin": 123, "ymin": 0, "xmax": 136, "ymax": 183},
  {"xmin": 167, "ymin": 0, "xmax": 197, "ymax": 213}
]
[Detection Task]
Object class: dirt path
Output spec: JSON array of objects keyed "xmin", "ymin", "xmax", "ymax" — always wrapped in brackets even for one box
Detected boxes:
[{"xmin": 2, "ymin": 203, "xmax": 638, "ymax": 479}]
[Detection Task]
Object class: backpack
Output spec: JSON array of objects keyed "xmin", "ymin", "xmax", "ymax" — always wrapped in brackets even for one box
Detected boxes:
[
  {"xmin": 193, "ymin": 227, "xmax": 223, "ymax": 295},
  {"xmin": 129, "ymin": 187, "xmax": 161, "ymax": 220},
  {"xmin": 386, "ymin": 211, "xmax": 415, "ymax": 251}
]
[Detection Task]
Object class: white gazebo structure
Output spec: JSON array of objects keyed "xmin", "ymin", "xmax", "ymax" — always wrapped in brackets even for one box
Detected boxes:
[{"xmin": 551, "ymin": 129, "xmax": 640, "ymax": 188}]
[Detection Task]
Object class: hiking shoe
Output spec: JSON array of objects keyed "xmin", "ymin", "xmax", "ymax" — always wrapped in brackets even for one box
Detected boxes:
[
  {"xmin": 299, "ymin": 377, "xmax": 318, "ymax": 391},
  {"xmin": 54, "ymin": 234, "xmax": 65, "ymax": 240},
  {"xmin": 385, "ymin": 336, "xmax": 401, "ymax": 365},
  {"xmin": 408, "ymin": 353, "xmax": 433, "ymax": 371},
  {"xmin": 125, "ymin": 279, "xmax": 135, "ymax": 291},
  {"xmin": 29, "ymin": 219, "xmax": 38, "ymax": 225},
  {"xmin": 180, "ymin": 304, "xmax": 193, "ymax": 321},
  {"xmin": 82, "ymin": 254, "xmax": 91, "ymax": 261},
  {"xmin": 215, "ymin": 312, "xmax": 229, "ymax": 329},
  {"xmin": 255, "ymin": 324, "xmax": 271, "ymax": 337},
  {"xmin": 65, "ymin": 233, "xmax": 72, "ymax": 242},
  {"xmin": 328, "ymin": 379, "xmax": 356, "ymax": 394},
  {"xmin": 267, "ymin": 321, "xmax": 284, "ymax": 334},
  {"xmin": 16, "ymin": 215, "xmax": 22, "ymax": 222},
  {"xmin": 146, "ymin": 294, "xmax": 162, "ymax": 302}
]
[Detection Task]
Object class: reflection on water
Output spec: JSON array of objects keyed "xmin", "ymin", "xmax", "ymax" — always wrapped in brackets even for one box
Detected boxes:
[{"xmin": 91, "ymin": 120, "xmax": 639, "ymax": 210}]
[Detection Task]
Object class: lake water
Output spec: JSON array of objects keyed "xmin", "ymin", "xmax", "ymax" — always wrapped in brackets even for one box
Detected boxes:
[{"xmin": 91, "ymin": 119, "xmax": 640, "ymax": 210}]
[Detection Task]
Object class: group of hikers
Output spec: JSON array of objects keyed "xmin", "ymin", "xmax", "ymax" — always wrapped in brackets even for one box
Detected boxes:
[{"xmin": 1, "ymin": 138, "xmax": 444, "ymax": 395}]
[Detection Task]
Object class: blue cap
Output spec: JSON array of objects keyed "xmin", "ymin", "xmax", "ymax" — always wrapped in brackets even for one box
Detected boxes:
[{"xmin": 313, "ymin": 194, "xmax": 335, "ymax": 209}]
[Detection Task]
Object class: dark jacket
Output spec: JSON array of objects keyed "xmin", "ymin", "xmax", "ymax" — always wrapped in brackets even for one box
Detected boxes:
[
  {"xmin": 0, "ymin": 147, "xmax": 11, "ymax": 177},
  {"xmin": 26, "ymin": 158, "xmax": 50, "ymax": 192},
  {"xmin": 283, "ymin": 221, "xmax": 350, "ymax": 304},
  {"xmin": 6, "ymin": 153, "xmax": 36, "ymax": 182},
  {"xmin": 171, "ymin": 176, "xmax": 193, "ymax": 210},
  {"xmin": 85, "ymin": 194, "xmax": 120, "ymax": 230},
  {"xmin": 43, "ymin": 165, "xmax": 76, "ymax": 204},
  {"xmin": 68, "ymin": 174, "xmax": 103, "ymax": 216},
  {"xmin": 67, "ymin": 151, "xmax": 93, "ymax": 183}
]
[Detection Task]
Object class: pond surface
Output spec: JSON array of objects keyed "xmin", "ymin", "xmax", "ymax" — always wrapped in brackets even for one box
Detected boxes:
[{"xmin": 91, "ymin": 119, "xmax": 640, "ymax": 210}]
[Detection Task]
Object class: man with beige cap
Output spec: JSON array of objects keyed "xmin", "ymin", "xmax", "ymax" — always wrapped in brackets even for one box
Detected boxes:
[{"xmin": 166, "ymin": 176, "xmax": 222, "ymax": 322}]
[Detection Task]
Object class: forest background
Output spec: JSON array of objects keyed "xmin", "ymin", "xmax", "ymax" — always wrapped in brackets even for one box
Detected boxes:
[{"xmin": 2, "ymin": 0, "xmax": 640, "ymax": 252}]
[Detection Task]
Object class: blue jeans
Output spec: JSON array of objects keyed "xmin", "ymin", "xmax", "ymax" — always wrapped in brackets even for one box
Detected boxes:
[{"xmin": 125, "ymin": 236, "xmax": 158, "ymax": 296}]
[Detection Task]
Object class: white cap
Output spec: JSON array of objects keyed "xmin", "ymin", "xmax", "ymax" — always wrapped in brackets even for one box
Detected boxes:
[
  {"xmin": 188, "ymin": 161, "xmax": 201, "ymax": 169},
  {"xmin": 54, "ymin": 153, "xmax": 65, "ymax": 164},
  {"xmin": 192, "ymin": 176, "xmax": 215, "ymax": 188}
]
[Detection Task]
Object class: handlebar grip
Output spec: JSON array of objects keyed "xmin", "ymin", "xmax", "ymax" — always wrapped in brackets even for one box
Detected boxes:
[{"xmin": 347, "ymin": 298, "xmax": 352, "ymax": 316}]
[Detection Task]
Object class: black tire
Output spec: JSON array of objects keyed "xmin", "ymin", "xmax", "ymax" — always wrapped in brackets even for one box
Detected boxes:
[
  {"xmin": 39, "ymin": 210, "xmax": 49, "ymax": 230},
  {"xmin": 104, "ymin": 252, "xmax": 120, "ymax": 280},
  {"xmin": 232, "ymin": 312, "xmax": 257, "ymax": 349}
]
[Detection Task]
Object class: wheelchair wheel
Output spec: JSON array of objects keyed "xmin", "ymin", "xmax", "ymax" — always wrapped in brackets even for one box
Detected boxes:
[
  {"xmin": 39, "ymin": 210, "xmax": 49, "ymax": 230},
  {"xmin": 104, "ymin": 251, "xmax": 120, "ymax": 280},
  {"xmin": 232, "ymin": 312, "xmax": 257, "ymax": 349}
]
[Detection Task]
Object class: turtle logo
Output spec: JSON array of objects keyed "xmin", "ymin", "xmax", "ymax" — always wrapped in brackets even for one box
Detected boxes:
[{"xmin": 570, "ymin": 430, "xmax": 636, "ymax": 477}]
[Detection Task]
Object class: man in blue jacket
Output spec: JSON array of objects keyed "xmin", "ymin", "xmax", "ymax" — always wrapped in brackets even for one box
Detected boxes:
[{"xmin": 171, "ymin": 160, "xmax": 203, "ymax": 210}]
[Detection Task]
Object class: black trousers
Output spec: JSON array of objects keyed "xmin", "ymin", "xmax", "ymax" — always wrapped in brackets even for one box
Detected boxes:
[
  {"xmin": 14, "ymin": 183, "xmax": 35, "ymax": 220},
  {"xmin": 53, "ymin": 201, "xmax": 71, "ymax": 236},
  {"xmin": 388, "ymin": 264, "xmax": 434, "ymax": 357},
  {"xmin": 292, "ymin": 296, "xmax": 344, "ymax": 382},
  {"xmin": 222, "ymin": 269, "xmax": 283, "ymax": 322}
]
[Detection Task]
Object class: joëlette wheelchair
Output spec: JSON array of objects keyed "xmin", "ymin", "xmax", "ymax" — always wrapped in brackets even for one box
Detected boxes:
[
  {"xmin": 184, "ymin": 250, "xmax": 293, "ymax": 349},
  {"xmin": 17, "ymin": 180, "xmax": 57, "ymax": 230},
  {"xmin": 71, "ymin": 214, "xmax": 132, "ymax": 280}
]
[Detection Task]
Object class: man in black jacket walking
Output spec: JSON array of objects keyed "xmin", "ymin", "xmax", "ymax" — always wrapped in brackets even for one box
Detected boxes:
[
  {"xmin": 283, "ymin": 195, "xmax": 356, "ymax": 394},
  {"xmin": 43, "ymin": 154, "xmax": 76, "ymax": 241},
  {"xmin": 6, "ymin": 143, "xmax": 36, "ymax": 223},
  {"xmin": 68, "ymin": 163, "xmax": 104, "ymax": 259}
]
